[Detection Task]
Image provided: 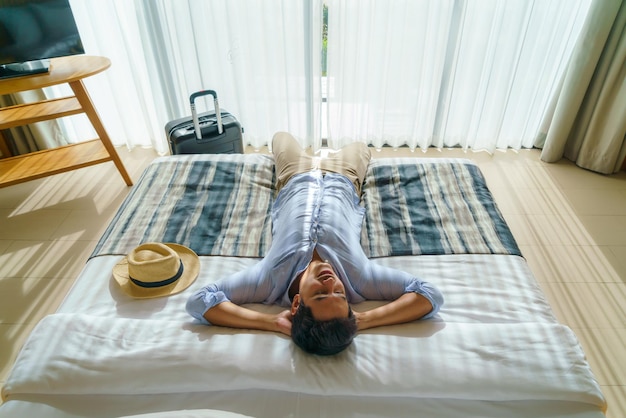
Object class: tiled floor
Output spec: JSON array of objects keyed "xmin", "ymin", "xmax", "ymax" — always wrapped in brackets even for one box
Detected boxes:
[{"xmin": 0, "ymin": 145, "xmax": 624, "ymax": 416}]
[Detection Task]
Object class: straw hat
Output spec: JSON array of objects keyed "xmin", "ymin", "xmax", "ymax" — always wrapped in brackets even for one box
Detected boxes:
[{"xmin": 112, "ymin": 242, "xmax": 199, "ymax": 299}]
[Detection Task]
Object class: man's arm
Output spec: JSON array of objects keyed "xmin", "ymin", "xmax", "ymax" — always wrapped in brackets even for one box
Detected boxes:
[
  {"xmin": 203, "ymin": 302, "xmax": 293, "ymax": 336},
  {"xmin": 353, "ymin": 292, "xmax": 433, "ymax": 331}
]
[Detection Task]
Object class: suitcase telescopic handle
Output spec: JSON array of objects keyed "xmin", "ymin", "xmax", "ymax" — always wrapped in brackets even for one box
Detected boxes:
[{"xmin": 189, "ymin": 90, "xmax": 223, "ymax": 140}]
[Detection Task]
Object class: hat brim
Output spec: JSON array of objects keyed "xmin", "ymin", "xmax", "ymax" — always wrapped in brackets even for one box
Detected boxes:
[{"xmin": 112, "ymin": 243, "xmax": 200, "ymax": 299}]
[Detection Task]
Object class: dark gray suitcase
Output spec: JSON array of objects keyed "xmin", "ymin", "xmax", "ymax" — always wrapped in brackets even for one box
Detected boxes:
[{"xmin": 165, "ymin": 90, "xmax": 244, "ymax": 155}]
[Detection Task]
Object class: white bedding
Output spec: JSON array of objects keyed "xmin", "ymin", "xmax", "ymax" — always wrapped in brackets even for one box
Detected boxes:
[
  {"xmin": 0, "ymin": 154, "xmax": 607, "ymax": 418},
  {"xmin": 3, "ymin": 314, "xmax": 602, "ymax": 405},
  {"xmin": 1, "ymin": 254, "xmax": 607, "ymax": 418},
  {"xmin": 58, "ymin": 254, "xmax": 557, "ymax": 324}
]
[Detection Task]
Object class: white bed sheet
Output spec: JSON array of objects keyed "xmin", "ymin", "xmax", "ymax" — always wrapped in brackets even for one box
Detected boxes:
[
  {"xmin": 0, "ymin": 254, "xmax": 607, "ymax": 418},
  {"xmin": 60, "ymin": 254, "xmax": 557, "ymax": 324}
]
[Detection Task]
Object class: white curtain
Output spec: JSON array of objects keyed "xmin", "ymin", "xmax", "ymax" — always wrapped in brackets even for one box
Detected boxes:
[
  {"xmin": 63, "ymin": 0, "xmax": 322, "ymax": 153},
  {"xmin": 537, "ymin": 0, "xmax": 626, "ymax": 174},
  {"xmin": 59, "ymin": 0, "xmax": 169, "ymax": 153},
  {"xmin": 58, "ymin": 0, "xmax": 591, "ymax": 153},
  {"xmin": 324, "ymin": 0, "xmax": 591, "ymax": 151}
]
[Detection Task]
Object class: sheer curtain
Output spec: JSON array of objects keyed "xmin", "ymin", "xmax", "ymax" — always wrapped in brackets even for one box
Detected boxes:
[
  {"xmin": 135, "ymin": 0, "xmax": 323, "ymax": 150},
  {"xmin": 61, "ymin": 0, "xmax": 591, "ymax": 153},
  {"xmin": 324, "ymin": 0, "xmax": 591, "ymax": 151},
  {"xmin": 63, "ymin": 0, "xmax": 165, "ymax": 152},
  {"xmin": 65, "ymin": 0, "xmax": 322, "ymax": 153}
]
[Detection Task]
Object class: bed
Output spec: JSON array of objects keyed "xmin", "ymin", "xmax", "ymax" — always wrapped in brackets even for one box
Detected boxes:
[{"xmin": 0, "ymin": 153, "xmax": 607, "ymax": 418}]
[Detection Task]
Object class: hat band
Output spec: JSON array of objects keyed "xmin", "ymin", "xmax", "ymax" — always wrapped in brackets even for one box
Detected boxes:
[{"xmin": 130, "ymin": 261, "xmax": 184, "ymax": 288}]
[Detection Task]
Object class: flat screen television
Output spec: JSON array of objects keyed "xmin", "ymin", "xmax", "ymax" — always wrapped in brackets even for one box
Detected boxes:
[{"xmin": 0, "ymin": 0, "xmax": 84, "ymax": 79}]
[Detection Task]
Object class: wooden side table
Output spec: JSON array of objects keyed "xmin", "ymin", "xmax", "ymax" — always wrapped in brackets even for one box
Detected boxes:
[{"xmin": 0, "ymin": 55, "xmax": 133, "ymax": 188}]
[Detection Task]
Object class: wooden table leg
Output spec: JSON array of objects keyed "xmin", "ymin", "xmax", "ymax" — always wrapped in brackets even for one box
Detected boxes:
[{"xmin": 69, "ymin": 79, "xmax": 133, "ymax": 186}]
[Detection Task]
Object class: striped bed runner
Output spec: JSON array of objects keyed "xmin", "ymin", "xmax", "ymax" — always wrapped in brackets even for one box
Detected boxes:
[
  {"xmin": 361, "ymin": 158, "xmax": 520, "ymax": 257},
  {"xmin": 91, "ymin": 154, "xmax": 520, "ymax": 259}
]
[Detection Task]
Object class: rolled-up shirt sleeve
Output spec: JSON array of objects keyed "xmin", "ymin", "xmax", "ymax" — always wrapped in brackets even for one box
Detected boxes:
[
  {"xmin": 186, "ymin": 284, "xmax": 230, "ymax": 324},
  {"xmin": 404, "ymin": 278, "xmax": 444, "ymax": 319},
  {"xmin": 186, "ymin": 259, "xmax": 273, "ymax": 325},
  {"xmin": 351, "ymin": 260, "xmax": 444, "ymax": 319}
]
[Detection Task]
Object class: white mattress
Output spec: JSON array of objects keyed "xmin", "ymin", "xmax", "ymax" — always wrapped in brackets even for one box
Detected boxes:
[
  {"xmin": 0, "ymin": 254, "xmax": 607, "ymax": 418},
  {"xmin": 0, "ymin": 154, "xmax": 607, "ymax": 417}
]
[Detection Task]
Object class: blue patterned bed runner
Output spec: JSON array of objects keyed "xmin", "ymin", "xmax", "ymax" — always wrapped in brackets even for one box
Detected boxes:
[
  {"xmin": 361, "ymin": 159, "xmax": 520, "ymax": 257},
  {"xmin": 91, "ymin": 154, "xmax": 521, "ymax": 259}
]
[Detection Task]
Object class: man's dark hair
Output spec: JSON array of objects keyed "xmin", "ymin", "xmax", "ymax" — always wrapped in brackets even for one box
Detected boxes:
[{"xmin": 291, "ymin": 301, "xmax": 357, "ymax": 356}]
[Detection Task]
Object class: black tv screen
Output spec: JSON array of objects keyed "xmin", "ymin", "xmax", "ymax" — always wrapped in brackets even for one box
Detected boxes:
[{"xmin": 0, "ymin": 0, "xmax": 85, "ymax": 78}]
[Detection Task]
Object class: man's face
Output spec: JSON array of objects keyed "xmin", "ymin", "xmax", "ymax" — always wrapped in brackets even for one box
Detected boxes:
[{"xmin": 291, "ymin": 259, "xmax": 349, "ymax": 321}]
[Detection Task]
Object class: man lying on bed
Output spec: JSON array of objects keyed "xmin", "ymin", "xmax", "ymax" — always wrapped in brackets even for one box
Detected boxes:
[{"xmin": 186, "ymin": 132, "xmax": 443, "ymax": 355}]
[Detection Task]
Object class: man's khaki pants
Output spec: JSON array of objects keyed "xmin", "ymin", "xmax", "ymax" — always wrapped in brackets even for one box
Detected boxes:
[{"xmin": 272, "ymin": 132, "xmax": 371, "ymax": 195}]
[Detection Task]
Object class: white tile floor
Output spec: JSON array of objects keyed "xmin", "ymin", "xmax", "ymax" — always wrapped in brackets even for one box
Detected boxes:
[{"xmin": 0, "ymin": 145, "xmax": 624, "ymax": 416}]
